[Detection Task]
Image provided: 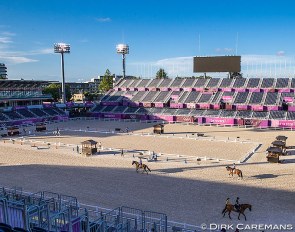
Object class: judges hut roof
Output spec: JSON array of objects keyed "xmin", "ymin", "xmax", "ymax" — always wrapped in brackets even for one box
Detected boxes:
[
  {"xmin": 81, "ymin": 139, "xmax": 97, "ymax": 145},
  {"xmin": 276, "ymin": 135, "xmax": 288, "ymax": 141}
]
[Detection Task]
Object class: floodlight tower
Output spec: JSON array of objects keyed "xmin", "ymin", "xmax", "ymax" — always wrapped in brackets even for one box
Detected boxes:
[
  {"xmin": 116, "ymin": 44, "xmax": 129, "ymax": 79},
  {"xmin": 54, "ymin": 43, "xmax": 70, "ymax": 104}
]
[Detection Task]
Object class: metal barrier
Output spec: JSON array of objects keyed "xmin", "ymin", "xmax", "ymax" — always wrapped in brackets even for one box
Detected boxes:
[
  {"xmin": 0, "ymin": 186, "xmax": 203, "ymax": 232},
  {"xmin": 144, "ymin": 210, "xmax": 167, "ymax": 232},
  {"xmin": 120, "ymin": 206, "xmax": 144, "ymax": 231}
]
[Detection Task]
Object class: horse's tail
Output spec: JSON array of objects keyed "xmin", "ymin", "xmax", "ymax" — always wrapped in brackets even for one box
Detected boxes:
[
  {"xmin": 147, "ymin": 166, "xmax": 151, "ymax": 172},
  {"xmin": 240, "ymin": 171, "xmax": 243, "ymax": 178},
  {"xmin": 249, "ymin": 205, "xmax": 252, "ymax": 211}
]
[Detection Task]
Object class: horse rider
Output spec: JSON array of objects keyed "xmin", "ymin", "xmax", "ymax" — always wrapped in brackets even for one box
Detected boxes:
[
  {"xmin": 139, "ymin": 158, "xmax": 143, "ymax": 168},
  {"xmin": 232, "ymin": 163, "xmax": 236, "ymax": 171},
  {"xmin": 235, "ymin": 197, "xmax": 240, "ymax": 212}
]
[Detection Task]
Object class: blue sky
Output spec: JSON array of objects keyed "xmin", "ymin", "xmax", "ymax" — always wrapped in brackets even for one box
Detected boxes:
[{"xmin": 1, "ymin": 0, "xmax": 295, "ymax": 81}]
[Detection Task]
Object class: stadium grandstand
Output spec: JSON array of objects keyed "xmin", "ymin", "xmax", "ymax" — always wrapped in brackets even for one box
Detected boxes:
[
  {"xmin": 90, "ymin": 77, "xmax": 295, "ymax": 129},
  {"xmin": 0, "ymin": 80, "xmax": 68, "ymax": 127}
]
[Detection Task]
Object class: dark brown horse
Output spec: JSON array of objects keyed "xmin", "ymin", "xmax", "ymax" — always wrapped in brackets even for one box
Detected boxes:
[
  {"xmin": 226, "ymin": 166, "xmax": 243, "ymax": 179},
  {"xmin": 132, "ymin": 160, "xmax": 151, "ymax": 174},
  {"xmin": 222, "ymin": 204, "xmax": 252, "ymax": 220}
]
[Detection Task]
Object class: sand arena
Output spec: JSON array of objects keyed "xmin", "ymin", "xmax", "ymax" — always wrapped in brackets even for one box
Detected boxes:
[{"xmin": 0, "ymin": 119, "xmax": 294, "ymax": 229}]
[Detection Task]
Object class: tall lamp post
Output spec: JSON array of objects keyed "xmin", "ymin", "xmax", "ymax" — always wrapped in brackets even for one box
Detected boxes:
[
  {"xmin": 116, "ymin": 44, "xmax": 129, "ymax": 79},
  {"xmin": 54, "ymin": 43, "xmax": 70, "ymax": 104}
]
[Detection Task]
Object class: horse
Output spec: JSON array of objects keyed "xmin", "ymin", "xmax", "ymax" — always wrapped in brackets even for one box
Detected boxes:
[
  {"xmin": 222, "ymin": 204, "xmax": 252, "ymax": 220},
  {"xmin": 226, "ymin": 166, "xmax": 243, "ymax": 179},
  {"xmin": 132, "ymin": 160, "xmax": 151, "ymax": 174}
]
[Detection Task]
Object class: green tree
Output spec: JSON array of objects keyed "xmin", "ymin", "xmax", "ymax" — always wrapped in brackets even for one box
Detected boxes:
[
  {"xmin": 156, "ymin": 68, "xmax": 168, "ymax": 79},
  {"xmin": 99, "ymin": 69, "xmax": 113, "ymax": 93},
  {"xmin": 230, "ymin": 72, "xmax": 243, "ymax": 79},
  {"xmin": 43, "ymin": 83, "xmax": 72, "ymax": 102}
]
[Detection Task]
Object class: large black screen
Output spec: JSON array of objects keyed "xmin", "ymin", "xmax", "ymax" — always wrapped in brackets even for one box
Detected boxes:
[{"xmin": 193, "ymin": 56, "xmax": 241, "ymax": 72}]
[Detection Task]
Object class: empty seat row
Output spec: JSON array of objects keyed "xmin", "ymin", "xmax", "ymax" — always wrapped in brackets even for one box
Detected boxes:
[
  {"xmin": 117, "ymin": 78, "xmax": 295, "ymax": 89},
  {"xmin": 105, "ymin": 89, "xmax": 290, "ymax": 105}
]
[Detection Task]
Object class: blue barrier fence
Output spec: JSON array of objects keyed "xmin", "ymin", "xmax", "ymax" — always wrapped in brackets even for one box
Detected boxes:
[{"xmin": 0, "ymin": 186, "xmax": 203, "ymax": 232}]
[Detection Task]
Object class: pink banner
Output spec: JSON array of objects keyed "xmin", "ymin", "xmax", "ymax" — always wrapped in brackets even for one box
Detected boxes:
[
  {"xmin": 248, "ymin": 88, "xmax": 261, "ymax": 92},
  {"xmin": 277, "ymin": 120, "xmax": 295, "ymax": 129},
  {"xmin": 150, "ymin": 114, "xmax": 174, "ymax": 122},
  {"xmin": 288, "ymin": 106, "xmax": 295, "ymax": 112},
  {"xmin": 266, "ymin": 106, "xmax": 279, "ymax": 111},
  {"xmin": 174, "ymin": 116, "xmax": 194, "ymax": 122},
  {"xmin": 278, "ymin": 89, "xmax": 291, "ymax": 93},
  {"xmin": 143, "ymin": 103, "xmax": 152, "ymax": 107},
  {"xmin": 194, "ymin": 88, "xmax": 203, "ymax": 91},
  {"xmin": 170, "ymin": 87, "xmax": 181, "ymax": 91},
  {"xmin": 236, "ymin": 105, "xmax": 248, "ymax": 111},
  {"xmin": 234, "ymin": 88, "xmax": 247, "ymax": 92},
  {"xmin": 103, "ymin": 114, "xmax": 121, "ymax": 119},
  {"xmin": 283, "ymin": 97, "xmax": 293, "ymax": 102},
  {"xmin": 183, "ymin": 88, "xmax": 193, "ymax": 91},
  {"xmin": 221, "ymin": 88, "xmax": 232, "ymax": 92},
  {"xmin": 212, "ymin": 104, "xmax": 220, "ymax": 110},
  {"xmin": 244, "ymin": 119, "xmax": 267, "ymax": 127},
  {"xmin": 186, "ymin": 103, "xmax": 196, "ymax": 109},
  {"xmin": 170, "ymin": 103, "xmax": 184, "ymax": 108},
  {"xmin": 198, "ymin": 103, "xmax": 210, "ymax": 109},
  {"xmin": 251, "ymin": 105, "xmax": 264, "ymax": 111},
  {"xmin": 204, "ymin": 117, "xmax": 235, "ymax": 125},
  {"xmin": 154, "ymin": 103, "xmax": 164, "ymax": 108},
  {"xmin": 209, "ymin": 88, "xmax": 218, "ymax": 92},
  {"xmin": 222, "ymin": 96, "xmax": 233, "ymax": 101}
]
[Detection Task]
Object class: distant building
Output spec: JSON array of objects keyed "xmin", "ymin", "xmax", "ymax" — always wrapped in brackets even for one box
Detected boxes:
[
  {"xmin": 0, "ymin": 79, "xmax": 53, "ymax": 107},
  {"xmin": 71, "ymin": 93, "xmax": 85, "ymax": 102},
  {"xmin": 67, "ymin": 74, "xmax": 138, "ymax": 95},
  {"xmin": 0, "ymin": 63, "xmax": 8, "ymax": 79},
  {"xmin": 67, "ymin": 82, "xmax": 91, "ymax": 95}
]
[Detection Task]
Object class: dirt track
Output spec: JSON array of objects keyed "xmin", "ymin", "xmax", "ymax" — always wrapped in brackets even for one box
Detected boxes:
[{"xmin": 0, "ymin": 120, "xmax": 294, "ymax": 228}]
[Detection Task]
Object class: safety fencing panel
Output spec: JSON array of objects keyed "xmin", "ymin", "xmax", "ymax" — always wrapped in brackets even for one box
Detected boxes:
[
  {"xmin": 6, "ymin": 200, "xmax": 25, "ymax": 228},
  {"xmin": 144, "ymin": 210, "xmax": 167, "ymax": 232},
  {"xmin": 26, "ymin": 203, "xmax": 50, "ymax": 230},
  {"xmin": 0, "ymin": 198, "xmax": 7, "ymax": 223},
  {"xmin": 120, "ymin": 206, "xmax": 144, "ymax": 231},
  {"xmin": 41, "ymin": 191, "xmax": 60, "ymax": 212},
  {"xmin": 49, "ymin": 210, "xmax": 68, "ymax": 232},
  {"xmin": 60, "ymin": 194, "xmax": 79, "ymax": 218},
  {"xmin": 103, "ymin": 207, "xmax": 120, "ymax": 230}
]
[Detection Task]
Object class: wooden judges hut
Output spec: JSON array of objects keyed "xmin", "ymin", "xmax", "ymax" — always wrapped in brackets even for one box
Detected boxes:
[
  {"xmin": 153, "ymin": 124, "xmax": 164, "ymax": 134},
  {"xmin": 81, "ymin": 139, "xmax": 97, "ymax": 156},
  {"xmin": 36, "ymin": 122, "xmax": 46, "ymax": 132},
  {"xmin": 266, "ymin": 147, "xmax": 283, "ymax": 163}
]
